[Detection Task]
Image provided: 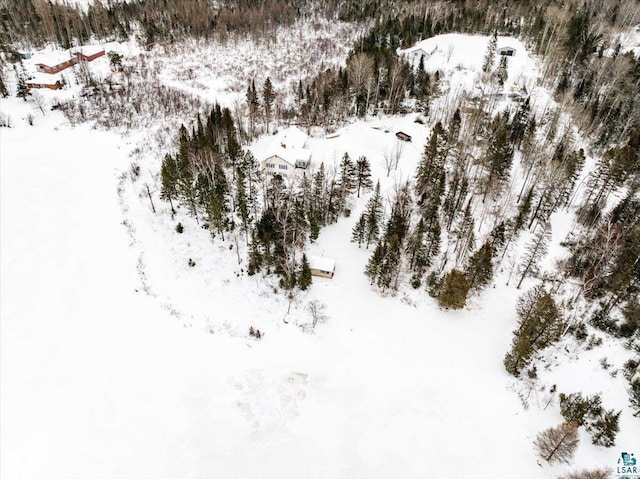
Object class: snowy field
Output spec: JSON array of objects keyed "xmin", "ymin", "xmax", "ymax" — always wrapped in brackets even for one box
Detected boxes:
[{"xmin": 2, "ymin": 31, "xmax": 639, "ymax": 479}]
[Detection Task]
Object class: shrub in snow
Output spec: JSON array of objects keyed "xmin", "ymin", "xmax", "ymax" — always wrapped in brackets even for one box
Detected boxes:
[
  {"xmin": 556, "ymin": 468, "xmax": 611, "ymax": 479},
  {"xmin": 129, "ymin": 162, "xmax": 140, "ymax": 180},
  {"xmin": 249, "ymin": 327, "xmax": 262, "ymax": 339},
  {"xmin": 188, "ymin": 258, "xmax": 196, "ymax": 267},
  {"xmin": 176, "ymin": 223, "xmax": 184, "ymax": 233}
]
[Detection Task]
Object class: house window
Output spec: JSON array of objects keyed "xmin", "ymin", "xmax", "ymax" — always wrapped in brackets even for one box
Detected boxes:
[
  {"xmin": 279, "ymin": 164, "xmax": 288, "ymax": 170},
  {"xmin": 266, "ymin": 163, "xmax": 275, "ymax": 169}
]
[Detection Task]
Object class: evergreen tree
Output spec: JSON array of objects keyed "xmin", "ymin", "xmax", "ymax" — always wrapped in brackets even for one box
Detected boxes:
[
  {"xmin": 312, "ymin": 163, "xmax": 327, "ymax": 224},
  {"xmin": 447, "ymin": 108, "xmax": 462, "ymax": 145},
  {"xmin": 416, "ymin": 122, "xmax": 447, "ymax": 214},
  {"xmin": 355, "ymin": 155, "xmax": 373, "ymax": 198},
  {"xmin": 337, "ymin": 152, "xmax": 356, "ymax": 212},
  {"xmin": 351, "ymin": 213, "xmax": 367, "ymax": 248},
  {"xmin": 437, "ymin": 269, "xmax": 470, "ymax": 309},
  {"xmin": 160, "ymin": 153, "xmax": 179, "ymax": 213},
  {"xmin": 509, "ymin": 97, "xmax": 530, "ymax": 149},
  {"xmin": 366, "ymin": 184, "xmax": 411, "ymax": 291},
  {"xmin": 482, "ymin": 31, "xmax": 498, "ymax": 73},
  {"xmin": 365, "ymin": 240, "xmax": 386, "ymax": 285},
  {"xmin": 384, "ymin": 184, "xmax": 411, "ymax": 246},
  {"xmin": 364, "ymin": 181, "xmax": 384, "ymax": 248},
  {"xmin": 0, "ymin": 73, "xmax": 8, "ymax": 98},
  {"xmin": 588, "ymin": 410, "xmax": 621, "ymax": 448},
  {"xmin": 204, "ymin": 163, "xmax": 230, "ymax": 240},
  {"xmin": 496, "ymin": 55, "xmax": 508, "ymax": 86},
  {"xmin": 628, "ymin": 378, "xmax": 640, "ymax": 417},
  {"xmin": 504, "ymin": 286, "xmax": 564, "ymax": 375},
  {"xmin": 453, "ymin": 202, "xmax": 475, "ymax": 266},
  {"xmin": 175, "ymin": 124, "xmax": 198, "ymax": 217},
  {"xmin": 516, "ymin": 223, "xmax": 551, "ymax": 289},
  {"xmin": 298, "ymin": 253, "xmax": 312, "ymax": 291},
  {"xmin": 247, "ymin": 229, "xmax": 263, "ymax": 275},
  {"xmin": 484, "ymin": 113, "xmax": 514, "ymax": 200},
  {"xmin": 262, "ymin": 77, "xmax": 275, "ymax": 133},
  {"xmin": 559, "ymin": 392, "xmax": 602, "ymax": 426},
  {"xmin": 17, "ymin": 75, "xmax": 30, "ymax": 101},
  {"xmin": 514, "ymin": 187, "xmax": 534, "ymax": 231},
  {"xmin": 234, "ymin": 166, "xmax": 251, "ymax": 242},
  {"xmin": 246, "ymin": 79, "xmax": 259, "ymax": 137},
  {"xmin": 466, "ymin": 241, "xmax": 495, "ymax": 290}
]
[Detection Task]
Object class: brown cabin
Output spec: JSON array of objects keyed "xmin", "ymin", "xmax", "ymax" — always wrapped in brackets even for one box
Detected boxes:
[
  {"xmin": 27, "ymin": 80, "xmax": 62, "ymax": 90},
  {"xmin": 396, "ymin": 131, "xmax": 412, "ymax": 142}
]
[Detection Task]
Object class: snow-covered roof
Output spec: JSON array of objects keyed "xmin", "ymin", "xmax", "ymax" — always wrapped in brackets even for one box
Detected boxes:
[
  {"xmin": 73, "ymin": 45, "xmax": 105, "ymax": 57},
  {"xmin": 27, "ymin": 72, "xmax": 63, "ymax": 84},
  {"xmin": 270, "ymin": 126, "xmax": 308, "ymax": 151},
  {"xmin": 407, "ymin": 45, "xmax": 435, "ymax": 57},
  {"xmin": 308, "ymin": 255, "xmax": 335, "ymax": 272},
  {"xmin": 31, "ymin": 48, "xmax": 75, "ymax": 67}
]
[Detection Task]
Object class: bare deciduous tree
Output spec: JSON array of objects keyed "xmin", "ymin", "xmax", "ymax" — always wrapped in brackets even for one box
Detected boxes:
[
  {"xmin": 305, "ymin": 300, "xmax": 327, "ymax": 330},
  {"xmin": 534, "ymin": 422, "xmax": 579, "ymax": 464}
]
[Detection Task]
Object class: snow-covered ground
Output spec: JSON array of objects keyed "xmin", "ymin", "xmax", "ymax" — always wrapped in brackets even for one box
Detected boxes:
[{"xmin": 2, "ymin": 31, "xmax": 639, "ymax": 479}]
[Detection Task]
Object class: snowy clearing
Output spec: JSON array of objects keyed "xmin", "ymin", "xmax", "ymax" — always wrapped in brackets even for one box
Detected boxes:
[{"xmin": 1, "ymin": 27, "xmax": 638, "ymax": 479}]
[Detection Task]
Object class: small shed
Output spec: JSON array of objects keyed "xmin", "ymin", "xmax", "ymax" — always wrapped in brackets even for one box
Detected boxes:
[
  {"xmin": 396, "ymin": 131, "xmax": 412, "ymax": 142},
  {"xmin": 18, "ymin": 52, "xmax": 32, "ymax": 60},
  {"xmin": 309, "ymin": 255, "xmax": 335, "ymax": 279},
  {"xmin": 409, "ymin": 47, "xmax": 431, "ymax": 65},
  {"xmin": 498, "ymin": 46, "xmax": 516, "ymax": 57}
]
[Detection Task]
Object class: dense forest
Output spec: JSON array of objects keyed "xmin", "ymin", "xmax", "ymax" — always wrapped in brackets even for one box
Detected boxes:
[{"xmin": 1, "ymin": 0, "xmax": 638, "ymax": 442}]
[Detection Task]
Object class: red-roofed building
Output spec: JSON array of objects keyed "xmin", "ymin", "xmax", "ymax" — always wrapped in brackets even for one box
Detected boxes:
[
  {"xmin": 26, "ymin": 80, "xmax": 63, "ymax": 90},
  {"xmin": 74, "ymin": 49, "xmax": 105, "ymax": 62},
  {"xmin": 35, "ymin": 58, "xmax": 77, "ymax": 74}
]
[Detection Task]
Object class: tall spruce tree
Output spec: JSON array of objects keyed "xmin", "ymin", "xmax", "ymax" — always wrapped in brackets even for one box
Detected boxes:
[
  {"xmin": 517, "ymin": 223, "xmax": 551, "ymax": 289},
  {"xmin": 262, "ymin": 77, "xmax": 275, "ymax": 133},
  {"xmin": 416, "ymin": 122, "xmax": 447, "ymax": 214},
  {"xmin": 17, "ymin": 75, "xmax": 30, "ymax": 101},
  {"xmin": 364, "ymin": 181, "xmax": 384, "ymax": 248},
  {"xmin": 355, "ymin": 155, "xmax": 373, "ymax": 198},
  {"xmin": 504, "ymin": 286, "xmax": 564, "ymax": 375},
  {"xmin": 482, "ymin": 31, "xmax": 498, "ymax": 73},
  {"xmin": 298, "ymin": 253, "xmax": 312, "ymax": 291},
  {"xmin": 351, "ymin": 213, "xmax": 367, "ymax": 248},
  {"xmin": 466, "ymin": 241, "xmax": 495, "ymax": 290}
]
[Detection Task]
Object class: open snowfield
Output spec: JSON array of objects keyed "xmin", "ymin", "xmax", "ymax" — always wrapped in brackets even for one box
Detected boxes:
[{"xmin": 2, "ymin": 31, "xmax": 639, "ymax": 479}]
